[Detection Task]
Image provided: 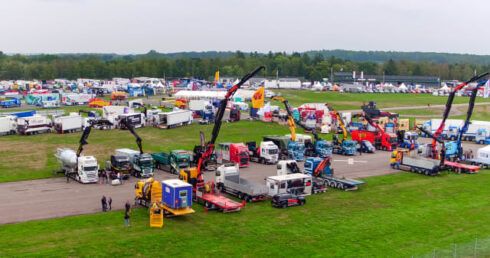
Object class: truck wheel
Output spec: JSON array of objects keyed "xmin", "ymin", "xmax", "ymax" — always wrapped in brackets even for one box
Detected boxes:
[
  {"xmin": 238, "ymin": 193, "xmax": 244, "ymax": 200},
  {"xmin": 282, "ymin": 203, "xmax": 287, "ymax": 208},
  {"xmin": 337, "ymin": 184, "xmax": 344, "ymax": 190}
]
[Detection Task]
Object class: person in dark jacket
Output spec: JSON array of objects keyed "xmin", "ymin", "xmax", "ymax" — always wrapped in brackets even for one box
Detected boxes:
[
  {"xmin": 124, "ymin": 200, "xmax": 131, "ymax": 226},
  {"xmin": 108, "ymin": 197, "xmax": 112, "ymax": 210},
  {"xmin": 101, "ymin": 195, "xmax": 107, "ymax": 212}
]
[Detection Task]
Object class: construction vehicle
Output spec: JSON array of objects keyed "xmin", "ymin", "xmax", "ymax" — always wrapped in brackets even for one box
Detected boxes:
[
  {"xmin": 271, "ymin": 96, "xmax": 306, "ymax": 161},
  {"xmin": 152, "ymin": 150, "xmax": 190, "ymax": 174},
  {"xmin": 216, "ymin": 142, "xmax": 250, "ymax": 167},
  {"xmin": 135, "ymin": 178, "xmax": 195, "ymax": 225},
  {"xmin": 179, "ymin": 66, "xmax": 264, "ymax": 212},
  {"xmin": 304, "ymin": 157, "xmax": 365, "ymax": 191},
  {"xmin": 0, "ymin": 97, "xmax": 21, "ymax": 108},
  {"xmin": 215, "ymin": 163, "xmax": 268, "ymax": 202},
  {"xmin": 331, "ymin": 110, "xmax": 357, "ymax": 155},
  {"xmin": 397, "ymin": 131, "xmax": 419, "ymax": 149},
  {"xmin": 275, "ymin": 160, "xmax": 327, "ymax": 194},
  {"xmin": 429, "ymin": 72, "xmax": 489, "ymax": 159},
  {"xmin": 54, "ymin": 119, "xmax": 113, "ymax": 183},
  {"xmin": 353, "ymin": 114, "xmax": 398, "ymax": 151},
  {"xmin": 115, "ymin": 148, "xmax": 154, "ymax": 178},
  {"xmin": 106, "ymin": 118, "xmax": 146, "ymax": 179},
  {"xmin": 246, "ymin": 141, "xmax": 279, "ymax": 164},
  {"xmin": 390, "ymin": 148, "xmax": 442, "ymax": 176}
]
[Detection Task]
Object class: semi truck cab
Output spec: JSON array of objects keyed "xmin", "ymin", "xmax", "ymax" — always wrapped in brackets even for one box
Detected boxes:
[{"xmin": 78, "ymin": 156, "xmax": 99, "ymax": 183}]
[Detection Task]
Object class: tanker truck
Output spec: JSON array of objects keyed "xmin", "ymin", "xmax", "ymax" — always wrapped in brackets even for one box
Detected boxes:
[{"xmin": 54, "ymin": 148, "xmax": 99, "ymax": 183}]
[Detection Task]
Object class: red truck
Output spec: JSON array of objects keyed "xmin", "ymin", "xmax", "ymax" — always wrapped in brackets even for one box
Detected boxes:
[
  {"xmin": 351, "ymin": 129, "xmax": 397, "ymax": 151},
  {"xmin": 217, "ymin": 143, "xmax": 250, "ymax": 167}
]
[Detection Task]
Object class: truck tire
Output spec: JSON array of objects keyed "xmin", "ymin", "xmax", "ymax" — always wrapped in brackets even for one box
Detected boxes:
[
  {"xmin": 282, "ymin": 203, "xmax": 287, "ymax": 208},
  {"xmin": 237, "ymin": 192, "xmax": 244, "ymax": 200},
  {"xmin": 337, "ymin": 184, "xmax": 344, "ymax": 190}
]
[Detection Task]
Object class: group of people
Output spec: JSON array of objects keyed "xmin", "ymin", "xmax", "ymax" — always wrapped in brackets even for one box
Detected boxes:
[
  {"xmin": 101, "ymin": 196, "xmax": 131, "ymax": 227},
  {"xmin": 98, "ymin": 171, "xmax": 124, "ymax": 185}
]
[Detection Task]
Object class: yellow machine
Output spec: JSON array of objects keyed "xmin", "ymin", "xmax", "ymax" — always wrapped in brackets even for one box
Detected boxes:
[
  {"xmin": 272, "ymin": 96, "xmax": 297, "ymax": 141},
  {"xmin": 333, "ymin": 110, "xmax": 348, "ymax": 142},
  {"xmin": 134, "ymin": 177, "xmax": 194, "ymax": 227}
]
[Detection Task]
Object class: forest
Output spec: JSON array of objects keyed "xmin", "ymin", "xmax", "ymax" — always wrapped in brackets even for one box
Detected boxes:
[{"xmin": 0, "ymin": 50, "xmax": 488, "ymax": 81}]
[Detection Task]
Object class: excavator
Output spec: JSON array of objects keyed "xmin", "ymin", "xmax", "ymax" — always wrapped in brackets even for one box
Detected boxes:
[
  {"xmin": 271, "ymin": 96, "xmax": 306, "ymax": 161},
  {"xmin": 430, "ymin": 72, "xmax": 489, "ymax": 159},
  {"xmin": 179, "ymin": 66, "xmax": 265, "ymax": 188},
  {"xmin": 330, "ymin": 107, "xmax": 358, "ymax": 155}
]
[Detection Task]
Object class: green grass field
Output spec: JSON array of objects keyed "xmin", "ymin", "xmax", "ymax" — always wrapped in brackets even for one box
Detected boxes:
[
  {"xmin": 0, "ymin": 171, "xmax": 488, "ymax": 257},
  {"xmin": 273, "ymin": 90, "xmax": 488, "ymax": 110}
]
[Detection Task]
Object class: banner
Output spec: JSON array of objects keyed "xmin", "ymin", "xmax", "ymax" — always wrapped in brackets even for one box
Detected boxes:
[
  {"xmin": 252, "ymin": 87, "xmax": 265, "ymax": 109},
  {"xmin": 484, "ymin": 80, "xmax": 490, "ymax": 98},
  {"xmin": 215, "ymin": 71, "xmax": 220, "ymax": 82}
]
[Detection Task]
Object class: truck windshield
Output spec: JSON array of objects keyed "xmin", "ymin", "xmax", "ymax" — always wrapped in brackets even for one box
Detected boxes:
[
  {"xmin": 269, "ymin": 149, "xmax": 278, "ymax": 154},
  {"xmin": 177, "ymin": 158, "xmax": 188, "ymax": 163},
  {"xmin": 296, "ymin": 145, "xmax": 305, "ymax": 151},
  {"xmin": 115, "ymin": 160, "xmax": 129, "ymax": 168},
  {"xmin": 140, "ymin": 160, "xmax": 152, "ymax": 166},
  {"xmin": 390, "ymin": 137, "xmax": 398, "ymax": 143},
  {"xmin": 239, "ymin": 151, "xmax": 248, "ymax": 157},
  {"xmin": 345, "ymin": 142, "xmax": 356, "ymax": 147},
  {"xmin": 84, "ymin": 166, "xmax": 98, "ymax": 172}
]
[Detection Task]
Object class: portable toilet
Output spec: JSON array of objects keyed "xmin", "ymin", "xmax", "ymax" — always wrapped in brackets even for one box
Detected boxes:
[{"xmin": 161, "ymin": 179, "xmax": 193, "ymax": 209}]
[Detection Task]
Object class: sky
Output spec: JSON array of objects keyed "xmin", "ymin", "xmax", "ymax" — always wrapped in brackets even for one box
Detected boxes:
[{"xmin": 1, "ymin": 0, "xmax": 489, "ymax": 55}]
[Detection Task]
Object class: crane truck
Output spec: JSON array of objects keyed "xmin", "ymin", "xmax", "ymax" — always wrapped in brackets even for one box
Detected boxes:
[
  {"xmin": 152, "ymin": 150, "xmax": 190, "ymax": 174},
  {"xmin": 106, "ymin": 118, "xmax": 150, "ymax": 179},
  {"xmin": 215, "ymin": 163, "xmax": 269, "ymax": 202},
  {"xmin": 271, "ymin": 96, "xmax": 306, "ymax": 161},
  {"xmin": 179, "ymin": 66, "xmax": 264, "ymax": 212},
  {"xmin": 304, "ymin": 157, "xmax": 365, "ymax": 191},
  {"xmin": 351, "ymin": 114, "xmax": 398, "ymax": 151},
  {"xmin": 54, "ymin": 119, "xmax": 113, "ymax": 183},
  {"xmin": 331, "ymin": 110, "xmax": 357, "ymax": 155},
  {"xmin": 247, "ymin": 141, "xmax": 279, "ymax": 164}
]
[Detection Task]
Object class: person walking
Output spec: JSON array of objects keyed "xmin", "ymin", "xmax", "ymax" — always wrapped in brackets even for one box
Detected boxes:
[
  {"xmin": 101, "ymin": 195, "xmax": 107, "ymax": 212},
  {"xmin": 124, "ymin": 200, "xmax": 131, "ymax": 227},
  {"xmin": 108, "ymin": 197, "xmax": 112, "ymax": 211}
]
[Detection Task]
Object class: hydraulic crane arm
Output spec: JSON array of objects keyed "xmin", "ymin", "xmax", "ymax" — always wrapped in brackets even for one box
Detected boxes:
[
  {"xmin": 457, "ymin": 79, "xmax": 489, "ymax": 159},
  {"xmin": 76, "ymin": 119, "xmax": 113, "ymax": 158},
  {"xmin": 416, "ymin": 126, "xmax": 444, "ymax": 144},
  {"xmin": 432, "ymin": 72, "xmax": 489, "ymax": 157},
  {"xmin": 313, "ymin": 157, "xmax": 331, "ymax": 177},
  {"xmin": 272, "ymin": 96, "xmax": 298, "ymax": 141},
  {"xmin": 119, "ymin": 118, "xmax": 143, "ymax": 154},
  {"xmin": 333, "ymin": 111, "xmax": 347, "ymax": 141},
  {"xmin": 363, "ymin": 114, "xmax": 385, "ymax": 134},
  {"xmin": 196, "ymin": 66, "xmax": 265, "ymax": 177}
]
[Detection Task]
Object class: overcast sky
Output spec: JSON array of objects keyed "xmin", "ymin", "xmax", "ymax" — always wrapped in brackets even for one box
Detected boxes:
[{"xmin": 1, "ymin": 0, "xmax": 489, "ymax": 55}]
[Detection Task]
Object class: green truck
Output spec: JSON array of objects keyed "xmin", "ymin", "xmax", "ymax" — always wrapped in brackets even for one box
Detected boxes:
[{"xmin": 151, "ymin": 150, "xmax": 191, "ymax": 174}]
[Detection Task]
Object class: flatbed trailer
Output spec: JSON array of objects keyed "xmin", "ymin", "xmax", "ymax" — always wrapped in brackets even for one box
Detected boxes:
[
  {"xmin": 194, "ymin": 183, "xmax": 245, "ymax": 213},
  {"xmin": 466, "ymin": 159, "xmax": 490, "ymax": 169},
  {"xmin": 443, "ymin": 160, "xmax": 479, "ymax": 174},
  {"xmin": 321, "ymin": 176, "xmax": 364, "ymax": 191},
  {"xmin": 135, "ymin": 198, "xmax": 195, "ymax": 217}
]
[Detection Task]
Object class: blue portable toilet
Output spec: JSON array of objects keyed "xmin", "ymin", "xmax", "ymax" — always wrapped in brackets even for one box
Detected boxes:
[{"xmin": 161, "ymin": 179, "xmax": 193, "ymax": 209}]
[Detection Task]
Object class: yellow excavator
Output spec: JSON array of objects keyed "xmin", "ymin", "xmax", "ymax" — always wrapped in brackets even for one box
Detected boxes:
[
  {"xmin": 329, "ymin": 105, "xmax": 358, "ymax": 155},
  {"xmin": 135, "ymin": 177, "xmax": 195, "ymax": 228}
]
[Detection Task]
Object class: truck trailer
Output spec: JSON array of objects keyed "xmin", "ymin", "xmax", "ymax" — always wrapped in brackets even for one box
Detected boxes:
[
  {"xmin": 17, "ymin": 115, "xmax": 52, "ymax": 135},
  {"xmin": 157, "ymin": 110, "xmax": 193, "ymax": 129},
  {"xmin": 152, "ymin": 150, "xmax": 190, "ymax": 174},
  {"xmin": 53, "ymin": 114, "xmax": 83, "ymax": 134},
  {"xmin": 390, "ymin": 149, "xmax": 441, "ymax": 176},
  {"xmin": 215, "ymin": 164, "xmax": 268, "ymax": 202}
]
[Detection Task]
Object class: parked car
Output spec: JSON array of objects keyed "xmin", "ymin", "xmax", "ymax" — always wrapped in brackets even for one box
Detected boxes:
[{"xmin": 271, "ymin": 193, "xmax": 306, "ymax": 208}]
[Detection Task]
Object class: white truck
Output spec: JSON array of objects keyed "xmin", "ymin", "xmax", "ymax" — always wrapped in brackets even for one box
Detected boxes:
[
  {"xmin": 53, "ymin": 113, "xmax": 83, "ymax": 134},
  {"xmin": 157, "ymin": 110, "xmax": 193, "ymax": 129},
  {"xmin": 115, "ymin": 148, "xmax": 154, "ymax": 178},
  {"xmin": 247, "ymin": 141, "xmax": 279, "ymax": 164},
  {"xmin": 215, "ymin": 164, "xmax": 269, "ymax": 202},
  {"xmin": 55, "ymin": 148, "xmax": 98, "ymax": 183},
  {"xmin": 17, "ymin": 115, "xmax": 52, "ymax": 135},
  {"xmin": 42, "ymin": 100, "xmax": 60, "ymax": 108},
  {"xmin": 467, "ymin": 145, "xmax": 490, "ymax": 168},
  {"xmin": 189, "ymin": 100, "xmax": 211, "ymax": 112},
  {"xmin": 421, "ymin": 119, "xmax": 463, "ymax": 138},
  {"xmin": 0, "ymin": 116, "xmax": 17, "ymax": 136},
  {"xmin": 102, "ymin": 106, "xmax": 134, "ymax": 119},
  {"xmin": 266, "ymin": 173, "xmax": 313, "ymax": 197},
  {"xmin": 61, "ymin": 93, "xmax": 93, "ymax": 106}
]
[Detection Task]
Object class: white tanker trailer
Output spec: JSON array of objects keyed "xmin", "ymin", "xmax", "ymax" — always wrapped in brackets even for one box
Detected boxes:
[{"xmin": 55, "ymin": 148, "xmax": 99, "ymax": 183}]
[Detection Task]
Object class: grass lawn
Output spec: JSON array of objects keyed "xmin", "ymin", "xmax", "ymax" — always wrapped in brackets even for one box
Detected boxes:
[
  {"xmin": 0, "ymin": 171, "xmax": 489, "ymax": 257},
  {"xmin": 273, "ymin": 90, "xmax": 489, "ymax": 110},
  {"xmin": 0, "ymin": 121, "xmax": 314, "ymax": 183},
  {"xmin": 393, "ymin": 108, "xmax": 443, "ymax": 116}
]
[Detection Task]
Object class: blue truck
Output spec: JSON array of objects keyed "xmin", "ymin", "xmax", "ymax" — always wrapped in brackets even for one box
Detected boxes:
[
  {"xmin": 0, "ymin": 98, "xmax": 21, "ymax": 108},
  {"xmin": 304, "ymin": 157, "xmax": 365, "ymax": 190}
]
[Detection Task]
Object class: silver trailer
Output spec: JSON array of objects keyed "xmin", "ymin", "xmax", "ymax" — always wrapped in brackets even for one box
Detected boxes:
[{"xmin": 215, "ymin": 164, "xmax": 269, "ymax": 202}]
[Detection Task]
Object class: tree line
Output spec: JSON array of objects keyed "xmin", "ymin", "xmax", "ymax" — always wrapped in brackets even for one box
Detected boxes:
[{"xmin": 0, "ymin": 50, "xmax": 488, "ymax": 81}]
